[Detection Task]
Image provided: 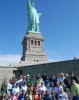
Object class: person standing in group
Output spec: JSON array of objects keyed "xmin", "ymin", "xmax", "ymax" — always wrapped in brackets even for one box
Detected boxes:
[
  {"xmin": 44, "ymin": 90, "xmax": 52, "ymax": 100},
  {"xmin": 59, "ymin": 88, "xmax": 68, "ymax": 100},
  {"xmin": 33, "ymin": 90, "xmax": 40, "ymax": 100},
  {"xmin": 71, "ymin": 80, "xmax": 79, "ymax": 100}
]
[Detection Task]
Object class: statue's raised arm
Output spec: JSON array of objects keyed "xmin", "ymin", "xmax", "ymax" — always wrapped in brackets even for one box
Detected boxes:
[{"xmin": 27, "ymin": 0, "xmax": 41, "ymax": 33}]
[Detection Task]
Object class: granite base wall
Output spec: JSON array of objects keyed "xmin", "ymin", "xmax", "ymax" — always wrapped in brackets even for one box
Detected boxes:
[
  {"xmin": 18, "ymin": 59, "xmax": 79, "ymax": 76},
  {"xmin": 0, "ymin": 67, "xmax": 17, "ymax": 83},
  {"xmin": 0, "ymin": 59, "xmax": 79, "ymax": 84}
]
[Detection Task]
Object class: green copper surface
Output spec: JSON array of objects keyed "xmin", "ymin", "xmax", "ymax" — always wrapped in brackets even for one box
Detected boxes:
[{"xmin": 27, "ymin": 0, "xmax": 41, "ymax": 33}]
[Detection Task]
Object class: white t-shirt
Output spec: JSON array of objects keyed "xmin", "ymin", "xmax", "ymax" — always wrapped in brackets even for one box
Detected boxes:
[
  {"xmin": 54, "ymin": 85, "xmax": 63, "ymax": 93},
  {"xmin": 59, "ymin": 92, "xmax": 68, "ymax": 100},
  {"xmin": 17, "ymin": 79, "xmax": 23, "ymax": 83},
  {"xmin": 39, "ymin": 85, "xmax": 47, "ymax": 93},
  {"xmin": 12, "ymin": 87, "xmax": 20, "ymax": 95},
  {"xmin": 21, "ymin": 85, "xmax": 27, "ymax": 92}
]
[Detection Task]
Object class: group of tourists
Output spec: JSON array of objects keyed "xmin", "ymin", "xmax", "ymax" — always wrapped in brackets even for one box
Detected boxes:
[{"xmin": 0, "ymin": 72, "xmax": 79, "ymax": 100}]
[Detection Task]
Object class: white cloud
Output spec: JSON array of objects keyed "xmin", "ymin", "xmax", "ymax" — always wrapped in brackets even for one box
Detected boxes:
[
  {"xmin": 0, "ymin": 54, "xmax": 21, "ymax": 66},
  {"xmin": 0, "ymin": 53, "xmax": 61, "ymax": 67},
  {"xmin": 48, "ymin": 58, "xmax": 59, "ymax": 62},
  {"xmin": 0, "ymin": 52, "xmax": 71, "ymax": 67}
]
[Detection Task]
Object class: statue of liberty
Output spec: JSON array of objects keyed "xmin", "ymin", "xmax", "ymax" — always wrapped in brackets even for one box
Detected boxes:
[{"xmin": 27, "ymin": 0, "xmax": 41, "ymax": 33}]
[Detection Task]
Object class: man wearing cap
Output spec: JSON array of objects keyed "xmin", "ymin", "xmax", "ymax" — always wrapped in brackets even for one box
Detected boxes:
[{"xmin": 26, "ymin": 74, "xmax": 32, "ymax": 85}]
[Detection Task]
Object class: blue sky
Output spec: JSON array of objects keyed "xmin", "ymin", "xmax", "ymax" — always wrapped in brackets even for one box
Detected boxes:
[{"xmin": 0, "ymin": 0, "xmax": 79, "ymax": 66}]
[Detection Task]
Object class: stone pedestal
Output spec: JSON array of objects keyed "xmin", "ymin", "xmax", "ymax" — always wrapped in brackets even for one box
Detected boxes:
[{"xmin": 21, "ymin": 32, "xmax": 48, "ymax": 65}]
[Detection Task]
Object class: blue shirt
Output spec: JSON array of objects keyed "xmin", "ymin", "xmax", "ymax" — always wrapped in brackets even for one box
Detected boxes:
[{"xmin": 19, "ymin": 94, "xmax": 26, "ymax": 100}]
